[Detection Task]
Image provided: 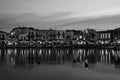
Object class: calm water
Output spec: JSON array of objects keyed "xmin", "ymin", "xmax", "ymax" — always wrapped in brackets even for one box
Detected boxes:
[{"xmin": 0, "ymin": 48, "xmax": 120, "ymax": 80}]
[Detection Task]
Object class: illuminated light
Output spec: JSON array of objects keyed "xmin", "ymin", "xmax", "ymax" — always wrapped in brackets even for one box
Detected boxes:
[
  {"xmin": 101, "ymin": 41, "xmax": 104, "ymax": 44},
  {"xmin": 117, "ymin": 40, "xmax": 120, "ymax": 43},
  {"xmin": 11, "ymin": 32, "xmax": 15, "ymax": 35},
  {"xmin": 79, "ymin": 35, "xmax": 82, "ymax": 39},
  {"xmin": 14, "ymin": 49, "xmax": 17, "ymax": 55},
  {"xmin": 33, "ymin": 50, "xmax": 35, "ymax": 54},
  {"xmin": 7, "ymin": 49, "xmax": 12, "ymax": 56},
  {"xmin": 83, "ymin": 37, "xmax": 85, "ymax": 40},
  {"xmin": 77, "ymin": 41, "xmax": 80, "ymax": 44},
  {"xmin": 8, "ymin": 41, "xmax": 13, "ymax": 45},
  {"xmin": 105, "ymin": 50, "xmax": 108, "ymax": 55},
  {"xmin": 77, "ymin": 38, "xmax": 79, "ymax": 40},
  {"xmin": 111, "ymin": 50, "xmax": 115, "ymax": 55},
  {"xmin": 10, "ymin": 57, "xmax": 15, "ymax": 66},
  {"xmin": 48, "ymin": 49, "xmax": 51, "ymax": 55},
  {"xmin": 101, "ymin": 50, "xmax": 104, "ymax": 55},
  {"xmin": 21, "ymin": 50, "xmax": 23, "ymax": 54},
  {"xmin": 39, "ymin": 41, "xmax": 42, "ymax": 44},
  {"xmin": 39, "ymin": 49, "xmax": 42, "ymax": 55}
]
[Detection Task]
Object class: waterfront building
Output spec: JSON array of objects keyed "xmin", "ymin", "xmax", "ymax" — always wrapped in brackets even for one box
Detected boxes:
[
  {"xmin": 34, "ymin": 29, "xmax": 42, "ymax": 41},
  {"xmin": 27, "ymin": 28, "xmax": 35, "ymax": 41},
  {"xmin": 32, "ymin": 29, "xmax": 50, "ymax": 46},
  {"xmin": 3, "ymin": 26, "xmax": 120, "ymax": 47},
  {"xmin": 97, "ymin": 30, "xmax": 113, "ymax": 44},
  {"xmin": 56, "ymin": 30, "xmax": 66, "ymax": 43},
  {"xmin": 7, "ymin": 38, "xmax": 18, "ymax": 46},
  {"xmin": 10, "ymin": 27, "xmax": 30, "ymax": 38},
  {"xmin": 112, "ymin": 28, "xmax": 120, "ymax": 44},
  {"xmin": 64, "ymin": 30, "xmax": 74, "ymax": 46},
  {"xmin": 73, "ymin": 30, "xmax": 86, "ymax": 45},
  {"xmin": 18, "ymin": 33, "xmax": 30, "ymax": 46},
  {"xmin": 39, "ymin": 30, "xmax": 49, "ymax": 41},
  {"xmin": 34, "ymin": 30, "xmax": 49, "ymax": 46},
  {"xmin": 84, "ymin": 29, "xmax": 98, "ymax": 44},
  {"xmin": 19, "ymin": 33, "xmax": 28, "ymax": 41},
  {"xmin": 9, "ymin": 26, "xmax": 36, "ymax": 46},
  {"xmin": 65, "ymin": 30, "xmax": 74, "ymax": 41},
  {"xmin": 0, "ymin": 31, "xmax": 8, "ymax": 45},
  {"xmin": 9, "ymin": 27, "xmax": 36, "ymax": 46},
  {"xmin": 48, "ymin": 29, "xmax": 57, "ymax": 41}
]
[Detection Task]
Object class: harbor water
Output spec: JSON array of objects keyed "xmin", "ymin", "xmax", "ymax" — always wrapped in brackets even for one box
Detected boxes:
[{"xmin": 0, "ymin": 48, "xmax": 120, "ymax": 80}]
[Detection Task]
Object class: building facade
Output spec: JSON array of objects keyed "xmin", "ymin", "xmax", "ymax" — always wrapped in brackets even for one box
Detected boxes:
[
  {"xmin": 113, "ymin": 28, "xmax": 120, "ymax": 44},
  {"xmin": 84, "ymin": 29, "xmax": 98, "ymax": 44},
  {"xmin": 97, "ymin": 30, "xmax": 113, "ymax": 44},
  {"xmin": 72, "ymin": 30, "xmax": 86, "ymax": 45},
  {"xmin": 0, "ymin": 31, "xmax": 8, "ymax": 45},
  {"xmin": 65, "ymin": 30, "xmax": 74, "ymax": 41},
  {"xmin": 2, "ymin": 26, "xmax": 120, "ymax": 47}
]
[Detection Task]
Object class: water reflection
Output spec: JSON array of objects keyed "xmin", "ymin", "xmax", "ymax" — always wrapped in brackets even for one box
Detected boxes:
[{"xmin": 0, "ymin": 48, "xmax": 120, "ymax": 69}]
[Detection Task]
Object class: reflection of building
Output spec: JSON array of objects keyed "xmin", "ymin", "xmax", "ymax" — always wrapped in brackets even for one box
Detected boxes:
[
  {"xmin": 6, "ymin": 49, "xmax": 70, "ymax": 66},
  {"xmin": 99, "ymin": 49, "xmax": 113, "ymax": 63},
  {"xmin": 0, "ymin": 48, "xmax": 120, "ymax": 67}
]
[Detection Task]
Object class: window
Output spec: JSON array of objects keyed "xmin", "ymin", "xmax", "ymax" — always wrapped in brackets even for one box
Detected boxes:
[
  {"xmin": 105, "ymin": 33, "xmax": 107, "ymax": 38},
  {"xmin": 103, "ymin": 34, "xmax": 105, "ymax": 38},
  {"xmin": 101, "ymin": 34, "xmax": 102, "ymax": 39},
  {"xmin": 2, "ymin": 34, "xmax": 4, "ymax": 40},
  {"xmin": 114, "ymin": 30, "xmax": 118, "ymax": 35},
  {"xmin": 108, "ymin": 33, "xmax": 111, "ymax": 38},
  {"xmin": 102, "ymin": 34, "xmax": 104, "ymax": 38},
  {"xmin": 83, "ymin": 37, "xmax": 85, "ymax": 40},
  {"xmin": 119, "ymin": 30, "xmax": 120, "ymax": 35}
]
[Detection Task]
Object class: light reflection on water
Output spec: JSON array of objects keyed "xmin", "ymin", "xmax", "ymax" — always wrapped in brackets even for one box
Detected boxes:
[
  {"xmin": 1, "ymin": 48, "xmax": 120, "ymax": 76},
  {"xmin": 1, "ymin": 48, "xmax": 120, "ymax": 80},
  {"xmin": 0, "ymin": 48, "xmax": 120, "ymax": 68}
]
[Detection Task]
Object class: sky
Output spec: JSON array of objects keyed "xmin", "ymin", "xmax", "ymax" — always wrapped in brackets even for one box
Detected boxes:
[{"xmin": 0, "ymin": 0, "xmax": 120, "ymax": 32}]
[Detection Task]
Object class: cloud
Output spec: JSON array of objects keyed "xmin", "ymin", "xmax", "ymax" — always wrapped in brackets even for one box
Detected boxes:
[
  {"xmin": 1, "ymin": 12, "xmax": 120, "ymax": 32},
  {"xmin": 56, "ymin": 14, "xmax": 120, "ymax": 31},
  {"xmin": 0, "ymin": 12, "xmax": 72, "ymax": 32}
]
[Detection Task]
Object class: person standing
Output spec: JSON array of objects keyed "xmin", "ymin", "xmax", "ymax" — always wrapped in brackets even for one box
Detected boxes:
[{"xmin": 84, "ymin": 59, "xmax": 88, "ymax": 69}]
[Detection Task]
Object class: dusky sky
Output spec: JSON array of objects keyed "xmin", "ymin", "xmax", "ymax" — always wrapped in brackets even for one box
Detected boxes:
[{"xmin": 0, "ymin": 0, "xmax": 120, "ymax": 32}]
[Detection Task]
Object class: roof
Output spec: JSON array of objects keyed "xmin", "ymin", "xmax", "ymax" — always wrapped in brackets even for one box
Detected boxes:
[
  {"xmin": 0, "ymin": 31, "xmax": 7, "ymax": 34},
  {"xmin": 11, "ymin": 27, "xmax": 35, "ymax": 32},
  {"xmin": 97, "ymin": 30, "xmax": 113, "ymax": 33},
  {"xmin": 73, "ymin": 31, "xmax": 83, "ymax": 35}
]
